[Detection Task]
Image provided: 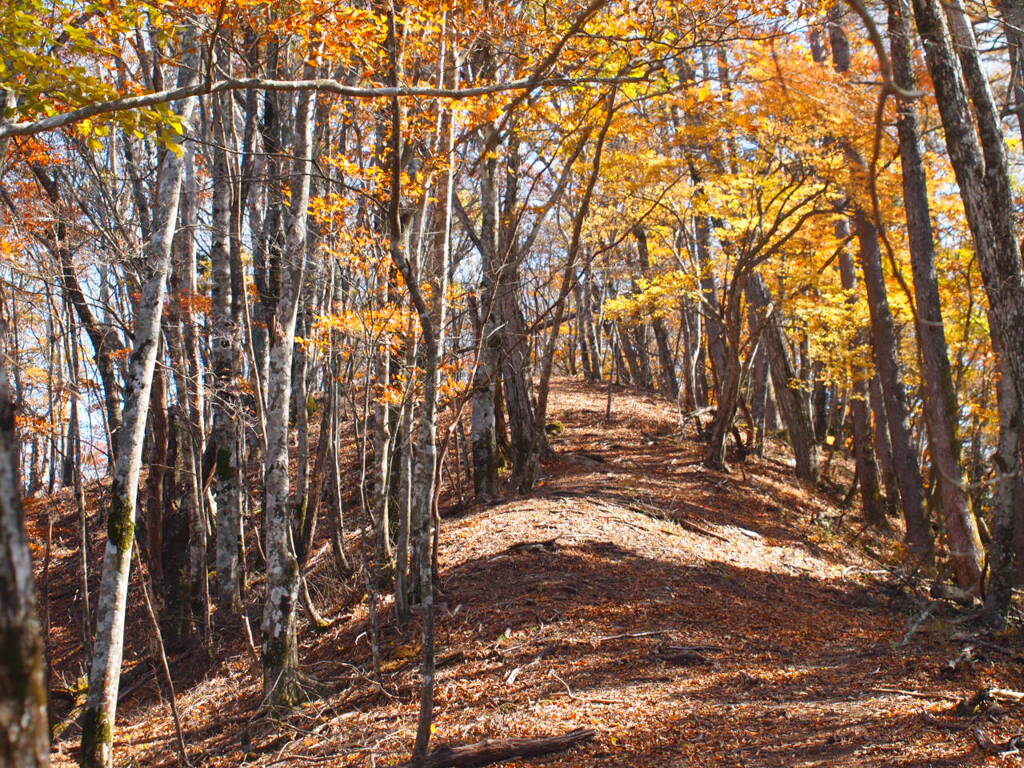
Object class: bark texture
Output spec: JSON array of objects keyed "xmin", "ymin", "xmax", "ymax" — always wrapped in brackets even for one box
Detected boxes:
[{"xmin": 0, "ymin": 364, "xmax": 48, "ymax": 768}]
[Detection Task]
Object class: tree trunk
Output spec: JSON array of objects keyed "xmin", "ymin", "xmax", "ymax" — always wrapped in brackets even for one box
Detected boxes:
[
  {"xmin": 997, "ymin": 0, "xmax": 1024, "ymax": 139},
  {"xmin": 746, "ymin": 274, "xmax": 820, "ymax": 483},
  {"xmin": 618, "ymin": 320, "xmax": 647, "ymax": 389},
  {"xmin": 81, "ymin": 66, "xmax": 197, "ymax": 767},
  {"xmin": 0, "ymin": 361, "xmax": 48, "ymax": 768},
  {"xmin": 852, "ymin": 211, "xmax": 940, "ymax": 565},
  {"xmin": 142, "ymin": 367, "xmax": 169, "ymax": 587},
  {"xmin": 985, "ymin": 361, "xmax": 1024, "ymax": 622},
  {"xmin": 28, "ymin": 164, "xmax": 124, "ymax": 469},
  {"xmin": 634, "ymin": 228, "xmax": 679, "ymax": 400},
  {"xmin": 470, "ymin": 126, "xmax": 501, "ymax": 499},
  {"xmin": 694, "ymin": 212, "xmax": 728, "ymax": 386},
  {"xmin": 209, "ymin": 86, "xmax": 244, "ymax": 617},
  {"xmin": 681, "ymin": 298, "xmax": 707, "ymax": 410},
  {"xmin": 705, "ymin": 349, "xmax": 742, "ymax": 471},
  {"xmin": 749, "ymin": 321, "xmax": 769, "ymax": 455},
  {"xmin": 261, "ymin": 80, "xmax": 315, "ymax": 706},
  {"xmin": 911, "ymin": 0, "xmax": 1024, "ymax": 596},
  {"xmin": 889, "ymin": 0, "xmax": 981, "ymax": 582},
  {"xmin": 835, "ymin": 231, "xmax": 886, "ymax": 527},
  {"xmin": 867, "ymin": 376, "xmax": 901, "ymax": 518},
  {"xmin": 498, "ymin": 260, "xmax": 538, "ymax": 493},
  {"xmin": 164, "ymin": 145, "xmax": 207, "ymax": 649},
  {"xmin": 827, "ymin": 6, "xmax": 934, "ymax": 556}
]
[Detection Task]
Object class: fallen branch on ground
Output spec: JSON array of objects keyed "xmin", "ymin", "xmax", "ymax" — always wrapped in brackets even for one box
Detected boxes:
[
  {"xmin": 900, "ymin": 603, "xmax": 936, "ymax": 646},
  {"xmin": 920, "ymin": 711, "xmax": 972, "ymax": 731},
  {"xmin": 950, "ymin": 687, "xmax": 1024, "ymax": 717},
  {"xmin": 868, "ymin": 687, "xmax": 961, "ymax": 702},
  {"xmin": 989, "ymin": 688, "xmax": 1024, "ymax": 703},
  {"xmin": 973, "ymin": 728, "xmax": 1023, "ymax": 755},
  {"xmin": 595, "ymin": 629, "xmax": 669, "ymax": 642},
  {"xmin": 549, "ymin": 671, "xmax": 628, "ymax": 705},
  {"xmin": 672, "ymin": 517, "xmax": 731, "ymax": 543},
  {"xmin": 390, "ymin": 728, "xmax": 596, "ymax": 768},
  {"xmin": 652, "ymin": 642, "xmax": 717, "ymax": 666},
  {"xmin": 505, "ymin": 538, "xmax": 560, "ymax": 554}
]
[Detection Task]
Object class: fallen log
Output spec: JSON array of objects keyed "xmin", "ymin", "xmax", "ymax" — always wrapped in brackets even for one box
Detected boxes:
[{"xmin": 392, "ymin": 728, "xmax": 596, "ymax": 768}]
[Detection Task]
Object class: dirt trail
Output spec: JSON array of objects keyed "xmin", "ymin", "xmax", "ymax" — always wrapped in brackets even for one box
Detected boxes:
[{"xmin": 48, "ymin": 380, "xmax": 1021, "ymax": 767}]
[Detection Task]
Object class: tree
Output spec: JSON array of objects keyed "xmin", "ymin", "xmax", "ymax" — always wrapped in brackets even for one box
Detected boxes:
[
  {"xmin": 0, "ymin": 357, "xmax": 48, "ymax": 768},
  {"xmin": 80, "ymin": 30, "xmax": 199, "ymax": 768}
]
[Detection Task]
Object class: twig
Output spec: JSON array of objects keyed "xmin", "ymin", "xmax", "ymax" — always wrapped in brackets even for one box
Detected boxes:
[
  {"xmin": 549, "ymin": 671, "xmax": 627, "ymax": 705},
  {"xmin": 242, "ymin": 615, "xmax": 261, "ymax": 668},
  {"xmin": 134, "ymin": 551, "xmax": 192, "ymax": 767},
  {"xmin": 596, "ymin": 629, "xmax": 669, "ymax": 642},
  {"xmin": 974, "ymin": 639, "xmax": 1020, "ymax": 657},
  {"xmin": 265, "ymin": 753, "xmax": 338, "ymax": 766},
  {"xmin": 901, "ymin": 603, "xmax": 935, "ymax": 646},
  {"xmin": 973, "ymin": 727, "xmax": 1023, "ymax": 755},
  {"xmin": 869, "ymin": 687, "xmax": 962, "ymax": 702},
  {"xmin": 920, "ymin": 711, "xmax": 972, "ymax": 731},
  {"xmin": 673, "ymin": 517, "xmax": 731, "ymax": 543}
]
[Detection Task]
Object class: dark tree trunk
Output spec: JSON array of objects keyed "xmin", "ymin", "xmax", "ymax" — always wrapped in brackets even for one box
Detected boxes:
[
  {"xmin": 142, "ymin": 366, "xmax": 169, "ymax": 590},
  {"xmin": 634, "ymin": 227, "xmax": 679, "ymax": 399},
  {"xmin": 749, "ymin": 329, "xmax": 769, "ymax": 455},
  {"xmin": 888, "ymin": 0, "xmax": 981, "ymax": 583},
  {"xmin": 0, "ymin": 364, "xmax": 49, "ymax": 768},
  {"xmin": 681, "ymin": 299, "xmax": 708, "ymax": 410},
  {"xmin": 747, "ymin": 274, "xmax": 820, "ymax": 483},
  {"xmin": 618, "ymin": 320, "xmax": 648, "ymax": 390},
  {"xmin": 867, "ymin": 376, "xmax": 901, "ymax": 518},
  {"xmin": 209, "ymin": 85, "xmax": 244, "ymax": 616},
  {"xmin": 828, "ymin": 5, "xmax": 935, "ymax": 559},
  {"xmin": 852, "ymin": 212, "xmax": 938, "ymax": 562},
  {"xmin": 835, "ymin": 232, "xmax": 886, "ymax": 527},
  {"xmin": 694, "ymin": 213, "xmax": 728, "ymax": 386},
  {"xmin": 911, "ymin": 0, "xmax": 1024, "ymax": 600},
  {"xmin": 498, "ymin": 262, "xmax": 539, "ymax": 493},
  {"xmin": 987, "ymin": 364, "xmax": 1024, "ymax": 620},
  {"xmin": 470, "ymin": 125, "xmax": 501, "ymax": 500}
]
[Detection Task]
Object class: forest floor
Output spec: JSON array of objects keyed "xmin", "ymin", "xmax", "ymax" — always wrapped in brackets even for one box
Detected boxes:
[{"xmin": 40, "ymin": 378, "xmax": 1024, "ymax": 767}]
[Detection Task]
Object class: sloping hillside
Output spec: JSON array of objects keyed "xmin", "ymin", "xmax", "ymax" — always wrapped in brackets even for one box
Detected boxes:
[{"xmin": 46, "ymin": 380, "xmax": 1023, "ymax": 767}]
